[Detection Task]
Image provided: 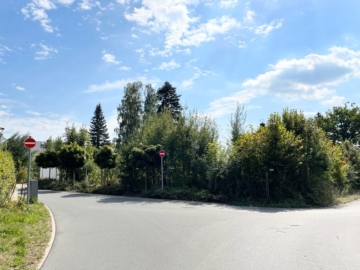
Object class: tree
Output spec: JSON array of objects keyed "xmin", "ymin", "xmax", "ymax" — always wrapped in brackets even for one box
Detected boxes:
[
  {"xmin": 115, "ymin": 82, "xmax": 143, "ymax": 147},
  {"xmin": 89, "ymin": 103, "xmax": 110, "ymax": 148},
  {"xmin": 157, "ymin": 81, "xmax": 182, "ymax": 117},
  {"xmin": 35, "ymin": 151, "xmax": 59, "ymax": 179},
  {"xmin": 4, "ymin": 132, "xmax": 30, "ymax": 171},
  {"xmin": 143, "ymin": 84, "xmax": 158, "ymax": 117},
  {"xmin": 58, "ymin": 143, "xmax": 86, "ymax": 187},
  {"xmin": 315, "ymin": 102, "xmax": 360, "ymax": 144},
  {"xmin": 229, "ymin": 102, "xmax": 246, "ymax": 143},
  {"xmin": 94, "ymin": 145, "xmax": 117, "ymax": 186}
]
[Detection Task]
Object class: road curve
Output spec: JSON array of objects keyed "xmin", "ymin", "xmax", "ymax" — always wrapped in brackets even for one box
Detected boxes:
[{"xmin": 39, "ymin": 190, "xmax": 360, "ymax": 270}]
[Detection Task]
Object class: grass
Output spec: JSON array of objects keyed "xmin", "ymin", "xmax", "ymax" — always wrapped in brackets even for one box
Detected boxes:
[
  {"xmin": 0, "ymin": 200, "xmax": 51, "ymax": 270},
  {"xmin": 334, "ymin": 193, "xmax": 360, "ymax": 205}
]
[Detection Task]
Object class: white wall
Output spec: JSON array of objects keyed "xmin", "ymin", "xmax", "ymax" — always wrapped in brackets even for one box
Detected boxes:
[{"xmin": 40, "ymin": 167, "xmax": 59, "ymax": 180}]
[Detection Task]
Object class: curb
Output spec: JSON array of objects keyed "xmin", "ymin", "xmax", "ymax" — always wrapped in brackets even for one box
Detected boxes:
[{"xmin": 38, "ymin": 205, "xmax": 56, "ymax": 270}]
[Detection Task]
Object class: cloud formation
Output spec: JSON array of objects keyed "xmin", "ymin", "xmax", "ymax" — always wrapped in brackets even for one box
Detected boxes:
[
  {"xmin": 34, "ymin": 44, "xmax": 58, "ymax": 60},
  {"xmin": 85, "ymin": 76, "xmax": 161, "ymax": 93},
  {"xmin": 207, "ymin": 46, "xmax": 360, "ymax": 117},
  {"xmin": 125, "ymin": 1, "xmax": 241, "ymax": 54},
  {"xmin": 102, "ymin": 53, "xmax": 120, "ymax": 64},
  {"xmin": 154, "ymin": 60, "xmax": 180, "ymax": 70}
]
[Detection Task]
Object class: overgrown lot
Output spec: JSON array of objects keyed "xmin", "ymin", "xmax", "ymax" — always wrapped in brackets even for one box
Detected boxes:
[{"xmin": 0, "ymin": 201, "xmax": 51, "ymax": 270}]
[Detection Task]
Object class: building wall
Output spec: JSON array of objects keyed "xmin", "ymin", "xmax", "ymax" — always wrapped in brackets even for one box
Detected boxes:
[{"xmin": 40, "ymin": 167, "xmax": 59, "ymax": 180}]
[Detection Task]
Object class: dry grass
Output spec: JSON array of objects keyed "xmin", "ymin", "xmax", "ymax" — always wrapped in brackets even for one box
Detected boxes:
[
  {"xmin": 0, "ymin": 201, "xmax": 51, "ymax": 270},
  {"xmin": 334, "ymin": 193, "xmax": 360, "ymax": 205}
]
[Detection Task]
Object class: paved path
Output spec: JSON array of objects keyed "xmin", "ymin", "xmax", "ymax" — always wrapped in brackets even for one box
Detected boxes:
[{"xmin": 39, "ymin": 191, "xmax": 360, "ymax": 270}]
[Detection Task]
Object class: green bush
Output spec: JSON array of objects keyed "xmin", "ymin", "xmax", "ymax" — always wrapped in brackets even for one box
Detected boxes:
[
  {"xmin": 141, "ymin": 187, "xmax": 228, "ymax": 203},
  {"xmin": 0, "ymin": 149, "xmax": 16, "ymax": 207}
]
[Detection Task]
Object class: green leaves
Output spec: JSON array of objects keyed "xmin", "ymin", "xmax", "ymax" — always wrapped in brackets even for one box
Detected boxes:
[
  {"xmin": 0, "ymin": 149, "xmax": 16, "ymax": 207},
  {"xmin": 89, "ymin": 103, "xmax": 110, "ymax": 148}
]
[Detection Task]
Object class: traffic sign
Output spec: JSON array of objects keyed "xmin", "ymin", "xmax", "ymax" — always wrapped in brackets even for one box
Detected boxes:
[
  {"xmin": 24, "ymin": 137, "xmax": 36, "ymax": 149},
  {"xmin": 159, "ymin": 150, "xmax": 165, "ymax": 158}
]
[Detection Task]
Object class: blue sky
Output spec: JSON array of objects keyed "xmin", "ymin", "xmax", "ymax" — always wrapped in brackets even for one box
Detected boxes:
[{"xmin": 1, "ymin": 0, "xmax": 360, "ymax": 142}]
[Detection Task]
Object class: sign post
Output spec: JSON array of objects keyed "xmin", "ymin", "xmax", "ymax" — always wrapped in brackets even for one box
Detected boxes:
[
  {"xmin": 24, "ymin": 137, "xmax": 36, "ymax": 207},
  {"xmin": 159, "ymin": 150, "xmax": 165, "ymax": 190}
]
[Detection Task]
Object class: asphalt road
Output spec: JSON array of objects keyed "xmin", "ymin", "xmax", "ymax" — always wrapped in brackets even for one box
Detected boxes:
[{"xmin": 40, "ymin": 191, "xmax": 360, "ymax": 270}]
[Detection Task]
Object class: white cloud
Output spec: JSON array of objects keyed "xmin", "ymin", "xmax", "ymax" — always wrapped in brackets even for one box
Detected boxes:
[
  {"xmin": 321, "ymin": 96, "xmax": 346, "ymax": 106},
  {"xmin": 255, "ymin": 19, "xmax": 283, "ymax": 36},
  {"xmin": 56, "ymin": 0, "xmax": 76, "ymax": 5},
  {"xmin": 34, "ymin": 44, "xmax": 58, "ymax": 60},
  {"xmin": 85, "ymin": 76, "xmax": 161, "ymax": 93},
  {"xmin": 0, "ymin": 44, "xmax": 12, "ymax": 64},
  {"xmin": 131, "ymin": 34, "xmax": 139, "ymax": 38},
  {"xmin": 26, "ymin": 110, "xmax": 42, "ymax": 116},
  {"xmin": 244, "ymin": 10, "xmax": 255, "ymax": 22},
  {"xmin": 16, "ymin": 86, "xmax": 25, "ymax": 91},
  {"xmin": 181, "ymin": 67, "xmax": 217, "ymax": 88},
  {"xmin": 0, "ymin": 113, "xmax": 82, "ymax": 141},
  {"xmin": 185, "ymin": 58, "xmax": 198, "ymax": 67},
  {"xmin": 21, "ymin": 2, "xmax": 56, "ymax": 33},
  {"xmin": 207, "ymin": 46, "xmax": 360, "ymax": 117},
  {"xmin": 125, "ymin": 1, "xmax": 240, "ymax": 54},
  {"xmin": 102, "ymin": 53, "xmax": 120, "ymax": 64},
  {"xmin": 106, "ymin": 110, "xmax": 118, "ymax": 137},
  {"xmin": 116, "ymin": 0, "xmax": 129, "ymax": 4},
  {"xmin": 219, "ymin": 0, "xmax": 238, "ymax": 8},
  {"xmin": 154, "ymin": 60, "xmax": 180, "ymax": 70},
  {"xmin": 119, "ymin": 66, "xmax": 132, "ymax": 71},
  {"xmin": 238, "ymin": 41, "xmax": 246, "ymax": 48},
  {"xmin": 79, "ymin": 0, "xmax": 94, "ymax": 10}
]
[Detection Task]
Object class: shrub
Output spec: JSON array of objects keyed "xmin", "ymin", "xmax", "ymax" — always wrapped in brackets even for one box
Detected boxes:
[{"xmin": 0, "ymin": 149, "xmax": 16, "ymax": 207}]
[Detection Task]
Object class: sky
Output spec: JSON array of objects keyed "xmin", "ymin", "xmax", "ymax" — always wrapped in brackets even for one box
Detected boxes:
[{"xmin": 1, "ymin": 0, "xmax": 360, "ymax": 142}]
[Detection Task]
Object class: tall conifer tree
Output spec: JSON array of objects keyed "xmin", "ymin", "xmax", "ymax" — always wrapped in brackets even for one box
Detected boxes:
[
  {"xmin": 89, "ymin": 103, "xmax": 110, "ymax": 148},
  {"xmin": 157, "ymin": 81, "xmax": 182, "ymax": 117}
]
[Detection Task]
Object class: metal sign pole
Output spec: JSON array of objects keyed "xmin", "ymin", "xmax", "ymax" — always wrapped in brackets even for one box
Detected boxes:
[
  {"xmin": 161, "ymin": 157, "xmax": 164, "ymax": 190},
  {"xmin": 27, "ymin": 148, "xmax": 31, "ymax": 207}
]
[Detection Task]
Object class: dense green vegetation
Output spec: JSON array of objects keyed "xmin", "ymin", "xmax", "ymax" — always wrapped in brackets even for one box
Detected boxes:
[
  {"xmin": 0, "ymin": 149, "xmax": 16, "ymax": 207},
  {"xmin": 0, "ymin": 201, "xmax": 51, "ymax": 270},
  {"xmin": 2, "ymin": 81, "xmax": 360, "ymax": 207}
]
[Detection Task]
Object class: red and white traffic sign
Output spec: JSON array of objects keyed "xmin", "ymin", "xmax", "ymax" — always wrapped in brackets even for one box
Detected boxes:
[
  {"xmin": 24, "ymin": 137, "xmax": 36, "ymax": 149},
  {"xmin": 159, "ymin": 150, "xmax": 165, "ymax": 158}
]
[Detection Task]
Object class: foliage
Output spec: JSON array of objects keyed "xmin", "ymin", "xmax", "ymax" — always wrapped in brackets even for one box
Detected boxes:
[
  {"xmin": 229, "ymin": 102, "xmax": 246, "ymax": 143},
  {"xmin": 89, "ymin": 103, "xmax": 110, "ymax": 148},
  {"xmin": 35, "ymin": 150, "xmax": 60, "ymax": 180},
  {"xmin": 141, "ymin": 187, "xmax": 228, "ymax": 203},
  {"xmin": 156, "ymin": 81, "xmax": 182, "ymax": 118},
  {"xmin": 94, "ymin": 145, "xmax": 117, "ymax": 186},
  {"xmin": 58, "ymin": 143, "xmax": 86, "ymax": 186},
  {"xmin": 2, "ymin": 132, "xmax": 30, "ymax": 171},
  {"xmin": 143, "ymin": 84, "xmax": 158, "ymax": 117},
  {"xmin": 0, "ymin": 149, "xmax": 16, "ymax": 208},
  {"xmin": 115, "ymin": 81, "xmax": 143, "ymax": 147},
  {"xmin": 315, "ymin": 102, "xmax": 360, "ymax": 144},
  {"xmin": 230, "ymin": 109, "xmax": 346, "ymax": 205}
]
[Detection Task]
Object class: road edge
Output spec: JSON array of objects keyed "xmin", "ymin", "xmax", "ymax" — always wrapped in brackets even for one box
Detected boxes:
[{"xmin": 37, "ymin": 204, "xmax": 56, "ymax": 270}]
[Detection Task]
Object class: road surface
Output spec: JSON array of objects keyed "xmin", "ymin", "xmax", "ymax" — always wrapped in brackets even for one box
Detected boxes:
[{"xmin": 40, "ymin": 190, "xmax": 360, "ymax": 270}]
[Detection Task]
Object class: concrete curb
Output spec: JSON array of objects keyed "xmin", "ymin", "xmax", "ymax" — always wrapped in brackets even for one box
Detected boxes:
[{"xmin": 38, "ymin": 205, "xmax": 56, "ymax": 270}]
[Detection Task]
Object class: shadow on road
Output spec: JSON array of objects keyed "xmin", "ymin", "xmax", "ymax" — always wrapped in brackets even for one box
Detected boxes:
[
  {"xmin": 93, "ymin": 193, "xmax": 347, "ymax": 213},
  {"xmin": 46, "ymin": 190, "xmax": 351, "ymax": 214},
  {"xmin": 39, "ymin": 190, "xmax": 62, "ymax": 194}
]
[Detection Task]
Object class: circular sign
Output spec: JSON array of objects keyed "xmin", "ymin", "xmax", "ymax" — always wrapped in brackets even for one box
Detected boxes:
[
  {"xmin": 24, "ymin": 137, "xmax": 36, "ymax": 149},
  {"xmin": 159, "ymin": 150, "xmax": 165, "ymax": 158}
]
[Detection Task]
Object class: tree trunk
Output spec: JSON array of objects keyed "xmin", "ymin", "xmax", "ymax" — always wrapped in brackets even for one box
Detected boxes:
[
  {"xmin": 73, "ymin": 169, "xmax": 75, "ymax": 188},
  {"xmin": 49, "ymin": 168, "xmax": 51, "ymax": 180}
]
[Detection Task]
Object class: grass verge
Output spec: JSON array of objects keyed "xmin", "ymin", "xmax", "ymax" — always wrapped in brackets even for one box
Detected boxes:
[
  {"xmin": 0, "ymin": 200, "xmax": 51, "ymax": 270},
  {"xmin": 334, "ymin": 193, "xmax": 360, "ymax": 205}
]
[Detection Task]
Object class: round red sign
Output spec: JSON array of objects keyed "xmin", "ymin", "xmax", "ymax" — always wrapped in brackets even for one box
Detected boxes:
[
  {"xmin": 24, "ymin": 137, "xmax": 36, "ymax": 149},
  {"xmin": 159, "ymin": 150, "xmax": 165, "ymax": 157}
]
